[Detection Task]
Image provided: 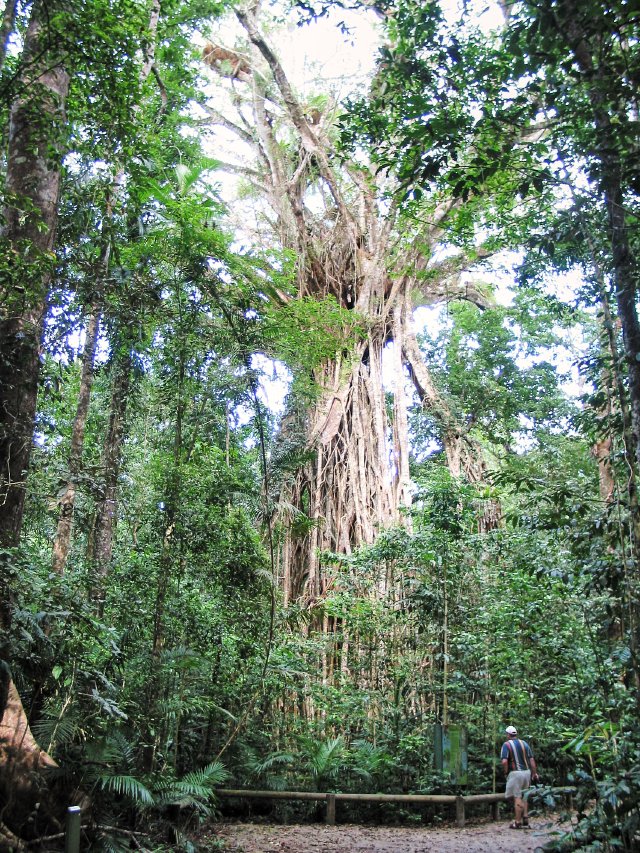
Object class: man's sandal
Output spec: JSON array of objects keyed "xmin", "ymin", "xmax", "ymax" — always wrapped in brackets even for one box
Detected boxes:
[
  {"xmin": 509, "ymin": 821, "xmax": 522, "ymax": 829},
  {"xmin": 522, "ymin": 818, "xmax": 530, "ymax": 828}
]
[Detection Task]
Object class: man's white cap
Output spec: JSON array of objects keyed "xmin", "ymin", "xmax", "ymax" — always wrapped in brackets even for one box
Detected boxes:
[{"xmin": 505, "ymin": 725, "xmax": 518, "ymax": 734}]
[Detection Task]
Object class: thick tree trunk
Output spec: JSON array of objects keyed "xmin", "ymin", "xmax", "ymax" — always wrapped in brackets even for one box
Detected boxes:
[
  {"xmin": 0, "ymin": 678, "xmax": 56, "ymax": 784},
  {"xmin": 0, "ymin": 0, "xmax": 69, "ymax": 817},
  {"xmin": 280, "ymin": 328, "xmax": 401, "ymax": 604},
  {"xmin": 0, "ymin": 1, "xmax": 69, "ymax": 553}
]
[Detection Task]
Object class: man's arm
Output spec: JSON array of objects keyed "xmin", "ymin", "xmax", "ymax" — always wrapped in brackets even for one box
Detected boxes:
[
  {"xmin": 501, "ymin": 758, "xmax": 509, "ymax": 777},
  {"xmin": 529, "ymin": 755, "xmax": 538, "ymax": 780}
]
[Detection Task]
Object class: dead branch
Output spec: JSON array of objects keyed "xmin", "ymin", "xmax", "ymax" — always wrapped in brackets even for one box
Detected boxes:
[{"xmin": 202, "ymin": 43, "xmax": 252, "ymax": 82}]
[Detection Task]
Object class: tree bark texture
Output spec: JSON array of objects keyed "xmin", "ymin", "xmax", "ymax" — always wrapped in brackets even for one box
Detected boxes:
[
  {"xmin": 0, "ymin": 1, "xmax": 70, "ymax": 554},
  {"xmin": 205, "ymin": 10, "xmax": 498, "ymax": 607},
  {"xmin": 0, "ymin": 680, "xmax": 57, "ymax": 824},
  {"xmin": 0, "ymin": 1, "xmax": 69, "ymax": 809},
  {"xmin": 51, "ymin": 170, "xmax": 123, "ymax": 576}
]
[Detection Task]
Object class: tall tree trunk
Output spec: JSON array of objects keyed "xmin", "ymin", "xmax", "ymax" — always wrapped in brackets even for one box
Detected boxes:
[
  {"xmin": 553, "ymin": 0, "xmax": 640, "ymax": 693},
  {"xmin": 0, "ymin": 0, "xmax": 17, "ymax": 72},
  {"xmin": 87, "ymin": 0, "xmax": 160, "ymax": 610},
  {"xmin": 280, "ymin": 328, "xmax": 401, "ymax": 603},
  {"xmin": 555, "ymin": 0, "xmax": 640, "ymax": 477},
  {"xmin": 0, "ymin": 0, "xmax": 69, "ymax": 556},
  {"xmin": 143, "ymin": 343, "xmax": 185, "ymax": 771},
  {"xmin": 52, "ymin": 171, "xmax": 122, "ymax": 576},
  {"xmin": 0, "ymin": 0, "xmax": 68, "ymax": 828},
  {"xmin": 51, "ymin": 308, "xmax": 101, "ymax": 575},
  {"xmin": 89, "ymin": 350, "xmax": 132, "ymax": 614}
]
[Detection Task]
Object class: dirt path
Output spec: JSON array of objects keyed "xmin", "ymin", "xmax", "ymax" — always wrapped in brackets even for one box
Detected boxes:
[{"xmin": 206, "ymin": 818, "xmax": 567, "ymax": 852}]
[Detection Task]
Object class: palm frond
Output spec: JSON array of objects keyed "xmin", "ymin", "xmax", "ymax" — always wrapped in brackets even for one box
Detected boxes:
[
  {"xmin": 250, "ymin": 751, "xmax": 295, "ymax": 775},
  {"xmin": 32, "ymin": 712, "xmax": 79, "ymax": 748},
  {"xmin": 95, "ymin": 730, "xmax": 137, "ymax": 769},
  {"xmin": 99, "ymin": 774, "xmax": 154, "ymax": 805},
  {"xmin": 154, "ymin": 761, "xmax": 229, "ymax": 813},
  {"xmin": 309, "ymin": 736, "xmax": 345, "ymax": 778},
  {"xmin": 199, "ymin": 760, "xmax": 230, "ymax": 785}
]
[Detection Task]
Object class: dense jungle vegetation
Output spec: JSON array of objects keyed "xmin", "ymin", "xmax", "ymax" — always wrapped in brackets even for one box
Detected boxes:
[{"xmin": 0, "ymin": 0, "xmax": 639, "ymax": 850}]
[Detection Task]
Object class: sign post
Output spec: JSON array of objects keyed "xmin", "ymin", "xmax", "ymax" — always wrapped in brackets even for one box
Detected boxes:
[{"xmin": 65, "ymin": 806, "xmax": 81, "ymax": 853}]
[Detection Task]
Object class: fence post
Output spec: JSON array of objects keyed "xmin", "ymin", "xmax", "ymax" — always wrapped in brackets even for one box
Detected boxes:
[
  {"xmin": 455, "ymin": 796, "xmax": 465, "ymax": 828},
  {"xmin": 491, "ymin": 800, "xmax": 500, "ymax": 821},
  {"xmin": 326, "ymin": 793, "xmax": 336, "ymax": 826},
  {"xmin": 65, "ymin": 806, "xmax": 81, "ymax": 853}
]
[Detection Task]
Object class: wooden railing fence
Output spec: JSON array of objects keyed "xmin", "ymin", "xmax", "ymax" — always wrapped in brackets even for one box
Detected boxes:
[
  {"xmin": 62, "ymin": 787, "xmax": 575, "ymax": 850},
  {"xmin": 216, "ymin": 787, "xmax": 575, "ymax": 828}
]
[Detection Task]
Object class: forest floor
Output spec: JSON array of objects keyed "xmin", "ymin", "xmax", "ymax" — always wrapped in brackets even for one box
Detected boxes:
[{"xmin": 203, "ymin": 815, "xmax": 570, "ymax": 852}]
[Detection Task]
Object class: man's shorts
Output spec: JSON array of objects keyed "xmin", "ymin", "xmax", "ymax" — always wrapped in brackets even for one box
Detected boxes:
[{"xmin": 505, "ymin": 769, "xmax": 531, "ymax": 799}]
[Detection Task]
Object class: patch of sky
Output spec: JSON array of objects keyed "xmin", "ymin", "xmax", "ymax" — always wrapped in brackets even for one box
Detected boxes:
[{"xmin": 234, "ymin": 354, "xmax": 293, "ymax": 447}]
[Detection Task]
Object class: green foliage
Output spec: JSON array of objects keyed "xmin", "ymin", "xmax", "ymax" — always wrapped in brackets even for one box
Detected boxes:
[
  {"xmin": 409, "ymin": 296, "xmax": 579, "ymax": 468},
  {"xmin": 154, "ymin": 762, "xmax": 230, "ymax": 814},
  {"xmin": 99, "ymin": 774, "xmax": 155, "ymax": 805},
  {"xmin": 4, "ymin": 2, "xmax": 639, "ymax": 850}
]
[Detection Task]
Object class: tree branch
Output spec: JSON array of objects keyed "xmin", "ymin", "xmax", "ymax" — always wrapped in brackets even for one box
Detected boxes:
[
  {"xmin": 201, "ymin": 105, "xmax": 257, "ymax": 148},
  {"xmin": 236, "ymin": 6, "xmax": 357, "ymax": 234}
]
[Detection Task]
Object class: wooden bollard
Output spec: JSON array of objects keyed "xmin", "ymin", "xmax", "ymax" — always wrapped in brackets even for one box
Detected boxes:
[
  {"xmin": 326, "ymin": 793, "xmax": 336, "ymax": 826},
  {"xmin": 491, "ymin": 800, "xmax": 500, "ymax": 821},
  {"xmin": 65, "ymin": 806, "xmax": 82, "ymax": 853},
  {"xmin": 455, "ymin": 795, "xmax": 465, "ymax": 828}
]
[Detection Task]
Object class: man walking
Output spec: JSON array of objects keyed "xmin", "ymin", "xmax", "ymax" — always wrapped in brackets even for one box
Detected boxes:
[{"xmin": 501, "ymin": 725, "xmax": 539, "ymax": 829}]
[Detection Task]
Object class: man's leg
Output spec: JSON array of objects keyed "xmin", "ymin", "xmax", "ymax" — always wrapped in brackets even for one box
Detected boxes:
[
  {"xmin": 514, "ymin": 796, "xmax": 524, "ymax": 825},
  {"xmin": 505, "ymin": 795, "xmax": 514, "ymax": 825}
]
